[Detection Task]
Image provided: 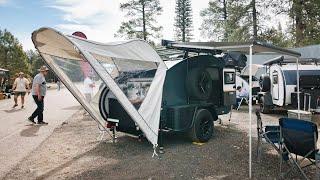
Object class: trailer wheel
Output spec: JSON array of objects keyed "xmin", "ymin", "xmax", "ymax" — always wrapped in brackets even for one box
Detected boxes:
[
  {"xmin": 260, "ymin": 75, "xmax": 271, "ymax": 92},
  {"xmin": 99, "ymin": 87, "xmax": 109, "ymax": 121},
  {"xmin": 260, "ymin": 96, "xmax": 270, "ymax": 114},
  {"xmin": 189, "ymin": 109, "xmax": 214, "ymax": 142},
  {"xmin": 186, "ymin": 68, "xmax": 213, "ymax": 100}
]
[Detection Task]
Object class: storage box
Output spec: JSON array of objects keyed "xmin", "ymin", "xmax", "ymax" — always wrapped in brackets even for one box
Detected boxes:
[
  {"xmin": 0, "ymin": 93, "xmax": 4, "ymax": 100},
  {"xmin": 288, "ymin": 110, "xmax": 312, "ymax": 121}
]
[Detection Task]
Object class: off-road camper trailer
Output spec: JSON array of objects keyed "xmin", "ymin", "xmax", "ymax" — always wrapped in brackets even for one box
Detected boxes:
[{"xmin": 259, "ymin": 56, "xmax": 320, "ymax": 113}]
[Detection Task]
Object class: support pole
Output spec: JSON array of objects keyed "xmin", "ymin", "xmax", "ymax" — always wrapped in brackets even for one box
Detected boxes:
[
  {"xmin": 249, "ymin": 45, "xmax": 253, "ymax": 179},
  {"xmin": 296, "ymin": 57, "xmax": 300, "ymax": 119}
]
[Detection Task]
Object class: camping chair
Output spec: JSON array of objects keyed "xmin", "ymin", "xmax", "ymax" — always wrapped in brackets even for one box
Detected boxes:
[
  {"xmin": 256, "ymin": 110, "xmax": 281, "ymax": 161},
  {"xmin": 236, "ymin": 96, "xmax": 249, "ymax": 110},
  {"xmin": 279, "ymin": 118, "xmax": 320, "ymax": 179}
]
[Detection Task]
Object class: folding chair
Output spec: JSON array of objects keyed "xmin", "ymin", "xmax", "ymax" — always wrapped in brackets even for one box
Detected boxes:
[
  {"xmin": 279, "ymin": 118, "xmax": 320, "ymax": 180},
  {"xmin": 256, "ymin": 110, "xmax": 281, "ymax": 161},
  {"xmin": 236, "ymin": 96, "xmax": 249, "ymax": 110}
]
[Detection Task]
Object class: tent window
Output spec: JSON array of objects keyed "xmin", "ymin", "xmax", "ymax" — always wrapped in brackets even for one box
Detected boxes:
[
  {"xmin": 50, "ymin": 55, "xmax": 104, "ymax": 116},
  {"xmin": 90, "ymin": 52, "xmax": 157, "ymax": 110}
]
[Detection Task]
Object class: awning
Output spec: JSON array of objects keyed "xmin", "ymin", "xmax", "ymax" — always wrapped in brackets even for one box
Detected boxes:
[
  {"xmin": 32, "ymin": 27, "xmax": 167, "ymax": 146},
  {"xmin": 166, "ymin": 41, "xmax": 301, "ymax": 57}
]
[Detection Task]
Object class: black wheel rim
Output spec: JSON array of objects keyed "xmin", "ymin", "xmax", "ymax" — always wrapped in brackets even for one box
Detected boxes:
[{"xmin": 200, "ymin": 118, "xmax": 211, "ymax": 137}]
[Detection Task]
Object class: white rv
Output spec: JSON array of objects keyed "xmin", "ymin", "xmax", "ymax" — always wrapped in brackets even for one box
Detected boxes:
[{"xmin": 258, "ymin": 56, "xmax": 320, "ymax": 113}]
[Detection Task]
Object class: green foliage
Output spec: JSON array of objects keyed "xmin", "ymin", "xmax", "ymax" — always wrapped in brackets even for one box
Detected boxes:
[
  {"xmin": 290, "ymin": 0, "xmax": 320, "ymax": 46},
  {"xmin": 258, "ymin": 23, "xmax": 293, "ymax": 47},
  {"xmin": 115, "ymin": 0, "xmax": 163, "ymax": 42},
  {"xmin": 27, "ymin": 50, "xmax": 43, "ymax": 76},
  {"xmin": 174, "ymin": 0, "xmax": 193, "ymax": 42},
  {"xmin": 200, "ymin": 0, "xmax": 251, "ymax": 42},
  {"xmin": 0, "ymin": 28, "xmax": 31, "ymax": 79},
  {"xmin": 267, "ymin": 0, "xmax": 320, "ymax": 47},
  {"xmin": 26, "ymin": 50, "xmax": 57, "ymax": 82}
]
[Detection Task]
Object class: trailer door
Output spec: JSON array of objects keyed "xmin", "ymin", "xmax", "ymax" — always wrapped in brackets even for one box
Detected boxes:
[{"xmin": 223, "ymin": 68, "xmax": 236, "ymax": 106}]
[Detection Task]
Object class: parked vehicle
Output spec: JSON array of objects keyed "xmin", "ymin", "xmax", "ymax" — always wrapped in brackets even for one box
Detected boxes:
[
  {"xmin": 240, "ymin": 64, "xmax": 266, "ymax": 99},
  {"xmin": 99, "ymin": 42, "xmax": 237, "ymax": 143},
  {"xmin": 258, "ymin": 56, "xmax": 320, "ymax": 113},
  {"xmin": 32, "ymin": 28, "xmax": 237, "ymax": 148}
]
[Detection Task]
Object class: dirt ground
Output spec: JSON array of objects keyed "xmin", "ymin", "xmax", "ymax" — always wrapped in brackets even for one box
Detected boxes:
[{"xmin": 3, "ymin": 106, "xmax": 319, "ymax": 180}]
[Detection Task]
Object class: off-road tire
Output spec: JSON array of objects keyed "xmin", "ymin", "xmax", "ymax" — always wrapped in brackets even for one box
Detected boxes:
[
  {"xmin": 260, "ymin": 96, "xmax": 271, "ymax": 114},
  {"xmin": 189, "ymin": 109, "xmax": 214, "ymax": 142}
]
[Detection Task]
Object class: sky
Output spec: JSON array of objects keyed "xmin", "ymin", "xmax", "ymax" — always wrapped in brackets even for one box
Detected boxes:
[
  {"xmin": 0, "ymin": 0, "xmax": 286, "ymax": 51},
  {"xmin": 0, "ymin": 0, "xmax": 213, "ymax": 51}
]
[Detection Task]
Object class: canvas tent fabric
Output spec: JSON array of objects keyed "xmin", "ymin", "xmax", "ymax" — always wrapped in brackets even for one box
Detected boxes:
[{"xmin": 32, "ymin": 27, "xmax": 167, "ymax": 146}]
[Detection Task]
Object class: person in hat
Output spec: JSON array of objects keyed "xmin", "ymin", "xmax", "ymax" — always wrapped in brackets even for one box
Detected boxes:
[
  {"xmin": 28, "ymin": 66, "xmax": 49, "ymax": 124},
  {"xmin": 12, "ymin": 72, "xmax": 30, "ymax": 108}
]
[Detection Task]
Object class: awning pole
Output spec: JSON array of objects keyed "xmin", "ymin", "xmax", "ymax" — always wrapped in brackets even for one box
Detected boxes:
[
  {"xmin": 249, "ymin": 45, "xmax": 253, "ymax": 179},
  {"xmin": 296, "ymin": 57, "xmax": 300, "ymax": 119}
]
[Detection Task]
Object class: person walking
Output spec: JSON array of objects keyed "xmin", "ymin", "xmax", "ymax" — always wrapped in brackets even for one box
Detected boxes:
[
  {"xmin": 83, "ymin": 75, "xmax": 95, "ymax": 103},
  {"xmin": 12, "ymin": 72, "xmax": 30, "ymax": 109},
  {"xmin": 28, "ymin": 66, "xmax": 49, "ymax": 125}
]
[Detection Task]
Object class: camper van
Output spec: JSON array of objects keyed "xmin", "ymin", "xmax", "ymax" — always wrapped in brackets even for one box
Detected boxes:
[{"xmin": 259, "ymin": 56, "xmax": 320, "ymax": 113}]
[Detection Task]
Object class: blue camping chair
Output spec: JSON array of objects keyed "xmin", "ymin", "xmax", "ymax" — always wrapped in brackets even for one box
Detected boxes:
[
  {"xmin": 279, "ymin": 118, "xmax": 320, "ymax": 180},
  {"xmin": 256, "ymin": 110, "xmax": 281, "ymax": 161}
]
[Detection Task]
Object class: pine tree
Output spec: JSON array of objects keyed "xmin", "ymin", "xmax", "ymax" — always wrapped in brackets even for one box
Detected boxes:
[
  {"xmin": 174, "ymin": 0, "xmax": 193, "ymax": 42},
  {"xmin": 115, "ymin": 0, "xmax": 163, "ymax": 42},
  {"xmin": 269, "ymin": 0, "xmax": 320, "ymax": 47},
  {"xmin": 200, "ymin": 0, "xmax": 251, "ymax": 42},
  {"xmin": 259, "ymin": 23, "xmax": 293, "ymax": 47}
]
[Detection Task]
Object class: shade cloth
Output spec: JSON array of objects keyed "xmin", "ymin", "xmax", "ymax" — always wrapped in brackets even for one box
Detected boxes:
[{"xmin": 32, "ymin": 27, "xmax": 167, "ymax": 146}]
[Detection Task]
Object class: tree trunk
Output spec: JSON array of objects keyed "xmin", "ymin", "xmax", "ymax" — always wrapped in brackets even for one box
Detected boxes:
[
  {"xmin": 182, "ymin": 2, "xmax": 186, "ymax": 42},
  {"xmin": 142, "ymin": 3, "xmax": 147, "ymax": 41},
  {"xmin": 223, "ymin": 0, "xmax": 228, "ymax": 41},
  {"xmin": 294, "ymin": 0, "xmax": 304, "ymax": 46},
  {"xmin": 252, "ymin": 0, "xmax": 258, "ymax": 41}
]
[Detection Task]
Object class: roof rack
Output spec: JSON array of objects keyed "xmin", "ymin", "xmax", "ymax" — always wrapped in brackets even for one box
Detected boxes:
[
  {"xmin": 161, "ymin": 40, "xmax": 223, "ymax": 55},
  {"xmin": 263, "ymin": 56, "xmax": 320, "ymax": 66}
]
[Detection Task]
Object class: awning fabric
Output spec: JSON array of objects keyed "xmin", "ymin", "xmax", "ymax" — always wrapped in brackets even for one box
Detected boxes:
[
  {"xmin": 32, "ymin": 27, "xmax": 167, "ymax": 146},
  {"xmin": 168, "ymin": 41, "xmax": 301, "ymax": 57}
]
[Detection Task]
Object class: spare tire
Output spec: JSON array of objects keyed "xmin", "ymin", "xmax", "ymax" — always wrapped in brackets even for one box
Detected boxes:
[
  {"xmin": 260, "ymin": 75, "xmax": 271, "ymax": 92},
  {"xmin": 186, "ymin": 68, "xmax": 213, "ymax": 100}
]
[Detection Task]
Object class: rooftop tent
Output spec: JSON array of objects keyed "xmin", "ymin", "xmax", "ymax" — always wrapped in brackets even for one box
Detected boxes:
[{"xmin": 32, "ymin": 27, "xmax": 167, "ymax": 147}]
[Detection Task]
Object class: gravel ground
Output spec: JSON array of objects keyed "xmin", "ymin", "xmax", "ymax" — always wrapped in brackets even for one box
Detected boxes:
[{"xmin": 3, "ymin": 106, "xmax": 319, "ymax": 180}]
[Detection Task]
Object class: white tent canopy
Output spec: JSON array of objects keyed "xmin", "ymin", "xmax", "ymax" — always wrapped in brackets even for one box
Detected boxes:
[{"xmin": 32, "ymin": 27, "xmax": 167, "ymax": 146}]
